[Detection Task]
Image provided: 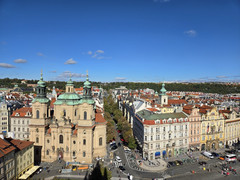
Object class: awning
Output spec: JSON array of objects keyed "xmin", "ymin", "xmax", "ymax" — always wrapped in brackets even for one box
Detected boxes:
[
  {"xmin": 155, "ymin": 152, "xmax": 161, "ymax": 156},
  {"xmin": 18, "ymin": 166, "xmax": 40, "ymax": 179},
  {"xmin": 162, "ymin": 150, "xmax": 166, "ymax": 155}
]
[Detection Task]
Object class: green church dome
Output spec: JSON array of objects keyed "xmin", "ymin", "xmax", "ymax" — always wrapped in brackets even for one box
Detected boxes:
[{"xmin": 57, "ymin": 93, "xmax": 81, "ymax": 100}]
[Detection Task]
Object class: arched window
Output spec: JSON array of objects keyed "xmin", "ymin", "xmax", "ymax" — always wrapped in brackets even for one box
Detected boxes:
[
  {"xmin": 83, "ymin": 151, "xmax": 86, "ymax": 157},
  {"xmin": 84, "ymin": 111, "xmax": 87, "ymax": 120},
  {"xmin": 63, "ymin": 110, "xmax": 66, "ymax": 117},
  {"xmin": 46, "ymin": 150, "xmax": 49, "ymax": 155},
  {"xmin": 36, "ymin": 110, "xmax": 39, "ymax": 119},
  {"xmin": 83, "ymin": 139, "xmax": 86, "ymax": 145},
  {"xmin": 73, "ymin": 151, "xmax": 76, "ymax": 157},
  {"xmin": 59, "ymin": 135, "xmax": 63, "ymax": 144},
  {"xmin": 99, "ymin": 137, "xmax": 102, "ymax": 146},
  {"xmin": 75, "ymin": 109, "xmax": 77, "ymax": 117},
  {"xmin": 36, "ymin": 137, "xmax": 39, "ymax": 143}
]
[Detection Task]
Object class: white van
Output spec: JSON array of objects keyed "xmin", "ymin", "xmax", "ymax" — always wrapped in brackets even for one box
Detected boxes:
[
  {"xmin": 225, "ymin": 154, "xmax": 237, "ymax": 162},
  {"xmin": 202, "ymin": 151, "xmax": 214, "ymax": 159}
]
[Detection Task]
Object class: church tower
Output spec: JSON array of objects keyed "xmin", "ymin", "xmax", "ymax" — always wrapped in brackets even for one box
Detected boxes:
[
  {"xmin": 29, "ymin": 70, "xmax": 50, "ymax": 163},
  {"xmin": 159, "ymin": 83, "xmax": 168, "ymax": 105},
  {"xmin": 78, "ymin": 71, "xmax": 95, "ymax": 127},
  {"xmin": 65, "ymin": 74, "xmax": 74, "ymax": 93}
]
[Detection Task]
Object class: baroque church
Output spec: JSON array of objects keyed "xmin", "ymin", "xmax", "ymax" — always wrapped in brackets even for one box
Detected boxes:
[{"xmin": 29, "ymin": 72, "xmax": 107, "ymax": 164}]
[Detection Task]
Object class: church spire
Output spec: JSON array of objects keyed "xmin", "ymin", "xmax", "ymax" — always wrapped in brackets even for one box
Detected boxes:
[{"xmin": 160, "ymin": 82, "xmax": 167, "ymax": 95}]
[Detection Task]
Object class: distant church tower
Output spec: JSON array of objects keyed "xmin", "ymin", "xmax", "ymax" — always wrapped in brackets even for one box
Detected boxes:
[{"xmin": 159, "ymin": 83, "xmax": 168, "ymax": 105}]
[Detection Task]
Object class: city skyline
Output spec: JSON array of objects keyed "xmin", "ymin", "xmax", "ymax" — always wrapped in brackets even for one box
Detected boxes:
[{"xmin": 0, "ymin": 0, "xmax": 239, "ymax": 82}]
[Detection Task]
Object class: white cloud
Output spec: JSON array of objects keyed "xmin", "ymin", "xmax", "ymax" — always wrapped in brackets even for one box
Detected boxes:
[
  {"xmin": 96, "ymin": 50, "xmax": 104, "ymax": 54},
  {"xmin": 154, "ymin": 0, "xmax": 170, "ymax": 3},
  {"xmin": 14, "ymin": 59, "xmax": 27, "ymax": 63},
  {"xmin": 64, "ymin": 58, "xmax": 77, "ymax": 64},
  {"xmin": 184, "ymin": 30, "xmax": 197, "ymax": 37},
  {"xmin": 115, "ymin": 77, "xmax": 126, "ymax": 81},
  {"xmin": 55, "ymin": 71, "xmax": 86, "ymax": 81},
  {"xmin": 37, "ymin": 52, "xmax": 44, "ymax": 56},
  {"xmin": 216, "ymin": 75, "xmax": 228, "ymax": 79},
  {"xmin": 88, "ymin": 50, "xmax": 111, "ymax": 60},
  {"xmin": 0, "ymin": 63, "xmax": 16, "ymax": 68}
]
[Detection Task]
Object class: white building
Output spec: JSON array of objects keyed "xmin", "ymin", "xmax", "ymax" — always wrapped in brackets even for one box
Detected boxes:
[
  {"xmin": 134, "ymin": 109, "xmax": 189, "ymax": 160},
  {"xmin": 10, "ymin": 107, "xmax": 32, "ymax": 140},
  {"xmin": 0, "ymin": 96, "xmax": 9, "ymax": 134}
]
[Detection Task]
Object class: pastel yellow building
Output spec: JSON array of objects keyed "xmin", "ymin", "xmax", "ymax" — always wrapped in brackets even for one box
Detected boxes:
[
  {"xmin": 10, "ymin": 139, "xmax": 34, "ymax": 179},
  {"xmin": 221, "ymin": 109, "xmax": 240, "ymax": 146},
  {"xmin": 200, "ymin": 106, "xmax": 224, "ymax": 151}
]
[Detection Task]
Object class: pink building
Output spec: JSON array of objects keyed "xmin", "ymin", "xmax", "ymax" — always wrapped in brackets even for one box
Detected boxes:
[{"xmin": 183, "ymin": 105, "xmax": 201, "ymax": 151}]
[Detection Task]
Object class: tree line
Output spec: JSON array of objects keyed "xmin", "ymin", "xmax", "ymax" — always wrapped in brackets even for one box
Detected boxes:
[
  {"xmin": 104, "ymin": 94, "xmax": 136, "ymax": 149},
  {"xmin": 1, "ymin": 78, "xmax": 240, "ymax": 94}
]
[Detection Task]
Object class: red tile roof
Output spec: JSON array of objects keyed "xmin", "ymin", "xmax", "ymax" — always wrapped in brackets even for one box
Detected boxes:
[
  {"xmin": 10, "ymin": 139, "xmax": 34, "ymax": 151},
  {"xmin": 11, "ymin": 107, "xmax": 32, "ymax": 118},
  {"xmin": 0, "ymin": 139, "xmax": 16, "ymax": 157},
  {"xmin": 95, "ymin": 113, "xmax": 107, "ymax": 123}
]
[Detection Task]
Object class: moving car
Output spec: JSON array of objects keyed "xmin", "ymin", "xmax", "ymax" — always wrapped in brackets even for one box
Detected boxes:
[
  {"xmin": 211, "ymin": 152, "xmax": 219, "ymax": 157},
  {"xmin": 167, "ymin": 161, "xmax": 176, "ymax": 167},
  {"xmin": 202, "ymin": 151, "xmax": 214, "ymax": 159},
  {"xmin": 175, "ymin": 160, "xmax": 183, "ymax": 165},
  {"xmin": 219, "ymin": 156, "xmax": 225, "ymax": 160},
  {"xmin": 199, "ymin": 161, "xmax": 207, "ymax": 165},
  {"xmin": 119, "ymin": 166, "xmax": 125, "ymax": 171},
  {"xmin": 116, "ymin": 156, "xmax": 122, "ymax": 162},
  {"xmin": 174, "ymin": 160, "xmax": 180, "ymax": 166},
  {"xmin": 225, "ymin": 154, "xmax": 237, "ymax": 162}
]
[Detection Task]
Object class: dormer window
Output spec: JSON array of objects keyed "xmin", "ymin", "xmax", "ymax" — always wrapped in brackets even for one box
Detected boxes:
[
  {"xmin": 156, "ymin": 120, "xmax": 160, "ymax": 124},
  {"xmin": 16, "ymin": 113, "xmax": 19, "ymax": 116}
]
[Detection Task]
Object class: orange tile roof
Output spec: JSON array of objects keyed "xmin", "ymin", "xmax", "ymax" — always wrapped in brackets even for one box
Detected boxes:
[
  {"xmin": 95, "ymin": 113, "xmax": 107, "ymax": 123},
  {"xmin": 143, "ymin": 120, "xmax": 155, "ymax": 125},
  {"xmin": 0, "ymin": 139, "xmax": 16, "ymax": 157},
  {"xmin": 10, "ymin": 139, "xmax": 34, "ymax": 151},
  {"xmin": 11, "ymin": 107, "xmax": 32, "ymax": 118},
  {"xmin": 168, "ymin": 99, "xmax": 187, "ymax": 105}
]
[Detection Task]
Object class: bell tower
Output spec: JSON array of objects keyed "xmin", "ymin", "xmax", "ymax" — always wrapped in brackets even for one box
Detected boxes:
[
  {"xmin": 159, "ymin": 83, "xmax": 168, "ymax": 105},
  {"xmin": 29, "ymin": 70, "xmax": 50, "ymax": 163},
  {"xmin": 66, "ymin": 73, "xmax": 74, "ymax": 93}
]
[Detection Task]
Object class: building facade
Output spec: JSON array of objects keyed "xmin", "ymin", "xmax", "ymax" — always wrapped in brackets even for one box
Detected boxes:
[
  {"xmin": 9, "ymin": 139, "xmax": 34, "ymax": 179},
  {"xmin": 200, "ymin": 107, "xmax": 224, "ymax": 151},
  {"xmin": 183, "ymin": 106, "xmax": 201, "ymax": 151},
  {"xmin": 29, "ymin": 72, "xmax": 107, "ymax": 164},
  {"xmin": 134, "ymin": 109, "xmax": 189, "ymax": 160},
  {"xmin": 0, "ymin": 138, "xmax": 15, "ymax": 180},
  {"xmin": 10, "ymin": 107, "xmax": 32, "ymax": 140},
  {"xmin": 0, "ymin": 96, "xmax": 9, "ymax": 134}
]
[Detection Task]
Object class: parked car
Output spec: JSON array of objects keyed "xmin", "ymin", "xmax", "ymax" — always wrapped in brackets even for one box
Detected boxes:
[
  {"xmin": 119, "ymin": 166, "xmax": 125, "ymax": 171},
  {"xmin": 116, "ymin": 156, "xmax": 122, "ymax": 162},
  {"xmin": 111, "ymin": 145, "xmax": 118, "ymax": 150},
  {"xmin": 202, "ymin": 151, "xmax": 214, "ymax": 159},
  {"xmin": 199, "ymin": 161, "xmax": 207, "ymax": 165},
  {"xmin": 175, "ymin": 160, "xmax": 183, "ymax": 165},
  {"xmin": 167, "ymin": 161, "xmax": 176, "ymax": 167},
  {"xmin": 219, "ymin": 156, "xmax": 225, "ymax": 160},
  {"xmin": 211, "ymin": 152, "xmax": 219, "ymax": 157}
]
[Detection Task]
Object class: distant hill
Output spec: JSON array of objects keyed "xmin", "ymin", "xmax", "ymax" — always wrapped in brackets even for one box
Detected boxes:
[{"xmin": 0, "ymin": 78, "xmax": 240, "ymax": 94}]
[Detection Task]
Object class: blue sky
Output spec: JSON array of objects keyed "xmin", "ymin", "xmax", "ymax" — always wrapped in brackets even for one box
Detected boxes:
[{"xmin": 0, "ymin": 0, "xmax": 239, "ymax": 82}]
